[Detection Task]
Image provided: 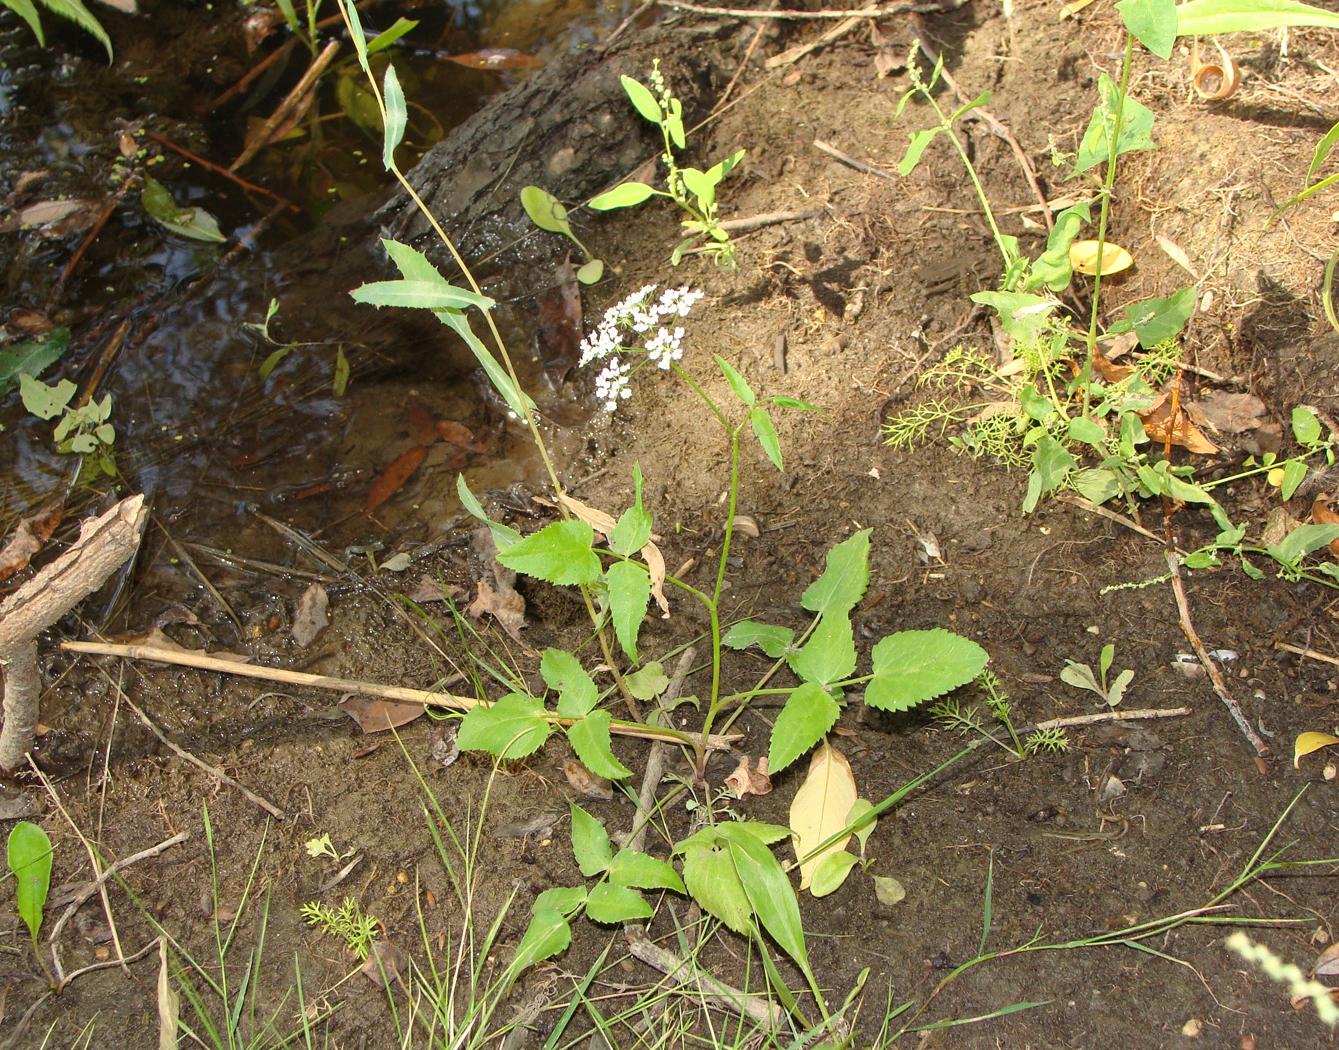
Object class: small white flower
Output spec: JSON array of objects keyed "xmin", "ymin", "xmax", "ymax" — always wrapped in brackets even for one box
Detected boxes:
[{"xmin": 578, "ymin": 284, "xmax": 704, "ymax": 413}]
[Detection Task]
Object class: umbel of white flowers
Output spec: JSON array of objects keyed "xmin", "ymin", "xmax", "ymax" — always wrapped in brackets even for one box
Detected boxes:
[{"xmin": 578, "ymin": 285, "xmax": 704, "ymax": 411}]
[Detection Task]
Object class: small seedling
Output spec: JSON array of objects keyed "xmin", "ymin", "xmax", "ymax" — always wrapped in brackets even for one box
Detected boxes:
[
  {"xmin": 519, "ymin": 186, "xmax": 604, "ymax": 284},
  {"xmin": 245, "ymin": 298, "xmax": 351, "ymax": 396},
  {"xmin": 18, "ymin": 372, "xmax": 117, "ymax": 480},
  {"xmin": 301, "ymin": 896, "xmax": 379, "ymax": 960},
  {"xmin": 7, "ymin": 820, "xmax": 53, "ymax": 953},
  {"xmin": 1061, "ymin": 643, "xmax": 1133, "ymax": 707}
]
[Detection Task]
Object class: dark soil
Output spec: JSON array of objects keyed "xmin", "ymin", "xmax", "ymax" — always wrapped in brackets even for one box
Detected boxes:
[{"xmin": 3, "ymin": 2, "xmax": 1339, "ymax": 1048}]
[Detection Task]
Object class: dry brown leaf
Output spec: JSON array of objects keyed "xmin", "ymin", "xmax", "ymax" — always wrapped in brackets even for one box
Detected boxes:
[
  {"xmin": 340, "ymin": 694, "xmax": 425, "ymax": 733},
  {"xmin": 1097, "ymin": 331, "xmax": 1139, "ymax": 361},
  {"xmin": 789, "ymin": 741, "xmax": 858, "ymax": 890},
  {"xmin": 360, "ymin": 939, "xmax": 408, "ymax": 986},
  {"xmin": 563, "ymin": 759, "xmax": 613, "ymax": 800},
  {"xmin": 558, "ymin": 493, "xmax": 618, "ymax": 536},
  {"xmin": 1187, "ymin": 391, "xmax": 1267, "ymax": 435},
  {"xmin": 1314, "ymin": 941, "xmax": 1339, "ymax": 978},
  {"xmin": 1155, "ymin": 235, "xmax": 1198, "ymax": 279},
  {"xmin": 407, "ymin": 399, "xmax": 439, "ymax": 446},
  {"xmin": 466, "ymin": 576, "xmax": 526, "ymax": 640},
  {"xmin": 407, "ymin": 575, "xmax": 463, "ymax": 604},
  {"xmin": 365, "ymin": 445, "xmax": 428, "ymax": 513},
  {"xmin": 157, "ymin": 936, "xmax": 180, "ymax": 1050},
  {"xmin": 112, "ymin": 627, "xmax": 251, "ymax": 663},
  {"xmin": 1140, "ymin": 391, "xmax": 1220, "ymax": 454},
  {"xmin": 1091, "ymin": 349, "xmax": 1134, "ymax": 383},
  {"xmin": 0, "ymin": 495, "xmax": 65, "ymax": 584},
  {"xmin": 725, "ymin": 755, "xmax": 772, "ymax": 799},
  {"xmin": 291, "ymin": 582, "xmax": 329, "ymax": 648},
  {"xmin": 1311, "ymin": 496, "xmax": 1339, "ymax": 557},
  {"xmin": 440, "ymin": 48, "xmax": 544, "ymax": 69}
]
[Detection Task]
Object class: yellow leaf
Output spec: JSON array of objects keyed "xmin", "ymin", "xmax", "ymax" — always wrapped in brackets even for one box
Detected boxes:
[
  {"xmin": 1266, "ymin": 467, "xmax": 1285, "ymax": 488},
  {"xmin": 789, "ymin": 740, "xmax": 858, "ymax": 891},
  {"xmin": 1069, "ymin": 240, "xmax": 1133, "ymax": 277},
  {"xmin": 1294, "ymin": 732, "xmax": 1339, "ymax": 768}
]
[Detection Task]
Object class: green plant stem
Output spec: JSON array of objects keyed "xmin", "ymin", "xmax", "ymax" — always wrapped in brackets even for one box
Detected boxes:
[
  {"xmin": 1200, "ymin": 451, "xmax": 1320, "ymax": 492},
  {"xmin": 1083, "ymin": 31, "xmax": 1135, "ymax": 419}
]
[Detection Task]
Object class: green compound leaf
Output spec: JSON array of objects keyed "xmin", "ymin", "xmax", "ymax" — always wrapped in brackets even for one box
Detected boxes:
[
  {"xmin": 768, "ymin": 682, "xmax": 840, "ymax": 774},
  {"xmin": 589, "ymin": 182, "xmax": 658, "ymax": 210},
  {"xmin": 497, "ymin": 519, "xmax": 600, "ymax": 585},
  {"xmin": 1116, "ymin": 0, "xmax": 1177, "ymax": 58},
  {"xmin": 457, "ymin": 693, "xmax": 550, "ymax": 759},
  {"xmin": 897, "ymin": 127, "xmax": 941, "ymax": 176},
  {"xmin": 749, "ymin": 406, "xmax": 783, "ymax": 471},
  {"xmin": 787, "ymin": 612, "xmax": 856, "ymax": 688},
  {"xmin": 566, "ymin": 712, "xmax": 632, "ymax": 781},
  {"xmin": 608, "ymin": 849, "xmax": 685, "ymax": 893},
  {"xmin": 865, "ymin": 629, "xmax": 990, "ymax": 713},
  {"xmin": 570, "ymin": 804, "xmax": 613, "ymax": 877},
  {"xmin": 801, "ymin": 529, "xmax": 871, "ymax": 616},
  {"xmin": 606, "ymin": 560, "xmax": 651, "ymax": 664},
  {"xmin": 7, "ymin": 821, "xmax": 53, "ymax": 946},
  {"xmin": 541, "ymin": 648, "xmax": 597, "ymax": 717},
  {"xmin": 722, "ymin": 620, "xmax": 795, "ymax": 658},
  {"xmin": 620, "ymin": 75, "xmax": 663, "ymax": 124},
  {"xmin": 585, "ymin": 883, "xmax": 652, "ymax": 924},
  {"xmin": 381, "ymin": 63, "xmax": 407, "ymax": 170}
]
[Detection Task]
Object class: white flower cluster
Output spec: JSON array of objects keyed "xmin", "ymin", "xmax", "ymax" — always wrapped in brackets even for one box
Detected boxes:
[{"xmin": 577, "ymin": 284, "xmax": 704, "ymax": 411}]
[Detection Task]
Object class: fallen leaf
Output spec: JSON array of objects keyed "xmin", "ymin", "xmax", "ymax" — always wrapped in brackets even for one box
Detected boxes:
[
  {"xmin": 341, "ymin": 694, "xmax": 425, "ymax": 733},
  {"xmin": 0, "ymin": 791, "xmax": 38, "ymax": 820},
  {"xmin": 1140, "ymin": 390, "xmax": 1219, "ymax": 454},
  {"xmin": 365, "ymin": 445, "xmax": 429, "ymax": 513},
  {"xmin": 725, "ymin": 755, "xmax": 772, "ymax": 799},
  {"xmin": 466, "ymin": 576, "xmax": 526, "ymax": 640},
  {"xmin": 789, "ymin": 740, "xmax": 858, "ymax": 891},
  {"xmin": 157, "ymin": 937, "xmax": 180, "ymax": 1050},
  {"xmin": 1315, "ymin": 942, "xmax": 1339, "ymax": 978},
  {"xmin": 1155, "ymin": 235, "xmax": 1198, "ymax": 279},
  {"xmin": 429, "ymin": 724, "xmax": 460, "ymax": 768},
  {"xmin": 1070, "ymin": 240, "xmax": 1133, "ymax": 277},
  {"xmin": 1311, "ymin": 497, "xmax": 1339, "ymax": 557},
  {"xmin": 440, "ymin": 48, "xmax": 544, "ymax": 69},
  {"xmin": 407, "ymin": 399, "xmax": 439, "ymax": 446},
  {"xmin": 872, "ymin": 874, "xmax": 906, "ymax": 907},
  {"xmin": 0, "ymin": 494, "xmax": 65, "ymax": 583},
  {"xmin": 538, "ymin": 257, "xmax": 583, "ymax": 381},
  {"xmin": 558, "ymin": 493, "xmax": 617, "ymax": 536},
  {"xmin": 407, "ymin": 575, "xmax": 464, "ymax": 604},
  {"xmin": 111, "ymin": 627, "xmax": 251, "ymax": 663},
  {"xmin": 8, "ymin": 309, "xmax": 54, "ymax": 335},
  {"xmin": 360, "ymin": 939, "xmax": 408, "ymax": 986},
  {"xmin": 1096, "ymin": 331, "xmax": 1139, "ymax": 361},
  {"xmin": 1091, "ymin": 348, "xmax": 1134, "ymax": 382},
  {"xmin": 291, "ymin": 583, "xmax": 329, "ymax": 647},
  {"xmin": 563, "ymin": 759, "xmax": 613, "ymax": 800},
  {"xmin": 1294, "ymin": 731, "xmax": 1339, "ymax": 769},
  {"xmin": 1260, "ymin": 506, "xmax": 1296, "ymax": 549},
  {"xmin": 435, "ymin": 419, "xmax": 477, "ymax": 448},
  {"xmin": 1187, "ymin": 391, "xmax": 1267, "ymax": 435}
]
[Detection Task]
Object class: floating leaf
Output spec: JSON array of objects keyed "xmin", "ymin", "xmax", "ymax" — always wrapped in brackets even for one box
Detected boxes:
[
  {"xmin": 789, "ymin": 740, "xmax": 858, "ymax": 890},
  {"xmin": 441, "ymin": 48, "xmax": 544, "ymax": 69},
  {"xmin": 1294, "ymin": 731, "xmax": 1339, "ymax": 768},
  {"xmin": 865, "ymin": 629, "xmax": 989, "ymax": 713},
  {"xmin": 141, "ymin": 178, "xmax": 226, "ymax": 243},
  {"xmin": 1069, "ymin": 240, "xmax": 1134, "ymax": 277},
  {"xmin": 365, "ymin": 445, "xmax": 428, "ymax": 513},
  {"xmin": 0, "ymin": 327, "xmax": 69, "ymax": 397}
]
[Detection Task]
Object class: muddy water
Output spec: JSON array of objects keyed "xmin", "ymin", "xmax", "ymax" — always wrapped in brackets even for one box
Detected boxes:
[{"xmin": 0, "ymin": 1, "xmax": 627, "ymax": 583}]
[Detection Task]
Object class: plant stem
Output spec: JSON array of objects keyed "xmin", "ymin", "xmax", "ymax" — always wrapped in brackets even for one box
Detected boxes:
[{"xmin": 1083, "ymin": 31, "xmax": 1135, "ymax": 419}]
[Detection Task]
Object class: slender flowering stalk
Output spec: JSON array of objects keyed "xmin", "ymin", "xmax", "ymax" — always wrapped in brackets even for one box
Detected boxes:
[{"xmin": 578, "ymin": 284, "xmax": 704, "ymax": 411}]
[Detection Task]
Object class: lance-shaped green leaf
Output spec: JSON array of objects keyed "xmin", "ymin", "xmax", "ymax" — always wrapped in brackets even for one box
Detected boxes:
[
  {"xmin": 350, "ymin": 279, "xmax": 494, "ymax": 312},
  {"xmin": 381, "ymin": 63, "xmax": 407, "ymax": 169},
  {"xmin": 606, "ymin": 560, "xmax": 651, "ymax": 663},
  {"xmin": 620, "ymin": 75, "xmax": 662, "ymax": 123},
  {"xmin": 1268, "ymin": 524, "xmax": 1339, "ymax": 568},
  {"xmin": 1177, "ymin": 0, "xmax": 1339, "ymax": 35},
  {"xmin": 456, "ymin": 473, "xmax": 521, "ymax": 550},
  {"xmin": 570, "ymin": 804, "xmax": 613, "ymax": 877},
  {"xmin": 498, "ymin": 520, "xmax": 600, "ymax": 585},
  {"xmin": 750, "ymin": 406, "xmax": 783, "ymax": 471},
  {"xmin": 865, "ymin": 629, "xmax": 989, "ymax": 713},
  {"xmin": 611, "ymin": 465, "xmax": 652, "ymax": 555},
  {"xmin": 801, "ymin": 529, "xmax": 871, "ymax": 616},
  {"xmin": 457, "ymin": 693, "xmax": 549, "ymax": 759},
  {"xmin": 768, "ymin": 682, "xmax": 840, "ymax": 773},
  {"xmin": 566, "ymin": 712, "xmax": 632, "ymax": 780},
  {"xmin": 718, "ymin": 823, "xmax": 810, "ymax": 972},
  {"xmin": 714, "ymin": 355, "xmax": 756, "ymax": 406}
]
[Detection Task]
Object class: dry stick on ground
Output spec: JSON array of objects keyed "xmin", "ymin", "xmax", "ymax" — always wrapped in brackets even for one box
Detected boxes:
[
  {"xmin": 1275, "ymin": 641, "xmax": 1339, "ymax": 668},
  {"xmin": 0, "ymin": 495, "xmax": 148, "ymax": 772},
  {"xmin": 813, "ymin": 138, "xmax": 898, "ymax": 182},
  {"xmin": 714, "ymin": 0, "xmax": 778, "ymax": 112},
  {"xmin": 765, "ymin": 15, "xmax": 861, "ymax": 69},
  {"xmin": 627, "ymin": 647, "xmax": 696, "ymax": 855},
  {"xmin": 1166, "ymin": 551, "xmax": 1270, "ymax": 760},
  {"xmin": 61, "ymin": 640, "xmax": 741, "ymax": 752}
]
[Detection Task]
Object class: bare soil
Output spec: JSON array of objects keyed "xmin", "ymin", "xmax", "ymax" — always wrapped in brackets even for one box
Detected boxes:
[{"xmin": 3, "ymin": 2, "xmax": 1339, "ymax": 1048}]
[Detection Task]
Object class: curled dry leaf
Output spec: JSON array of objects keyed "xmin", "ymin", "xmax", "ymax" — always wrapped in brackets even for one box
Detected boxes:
[
  {"xmin": 1092, "ymin": 349, "xmax": 1134, "ymax": 383},
  {"xmin": 789, "ymin": 740, "xmax": 858, "ymax": 891},
  {"xmin": 731, "ymin": 514, "xmax": 761, "ymax": 539},
  {"xmin": 1294, "ymin": 731, "xmax": 1339, "ymax": 769},
  {"xmin": 1069, "ymin": 240, "xmax": 1133, "ymax": 277},
  {"xmin": 291, "ymin": 582, "xmax": 329, "ymax": 648},
  {"xmin": 341, "ymin": 694, "xmax": 425, "ymax": 733},
  {"xmin": 725, "ymin": 755, "xmax": 772, "ymax": 799},
  {"xmin": 1316, "ymin": 942, "xmax": 1339, "ymax": 978},
  {"xmin": 563, "ymin": 759, "xmax": 614, "ymax": 800},
  {"xmin": 1192, "ymin": 40, "xmax": 1241, "ymax": 101},
  {"xmin": 467, "ymin": 576, "xmax": 526, "ymax": 640},
  {"xmin": 407, "ymin": 575, "xmax": 464, "ymax": 604},
  {"xmin": 1140, "ymin": 390, "xmax": 1219, "ymax": 454},
  {"xmin": 429, "ymin": 724, "xmax": 460, "ymax": 768},
  {"xmin": 1311, "ymin": 496, "xmax": 1339, "ymax": 557},
  {"xmin": 0, "ymin": 494, "xmax": 65, "ymax": 584}
]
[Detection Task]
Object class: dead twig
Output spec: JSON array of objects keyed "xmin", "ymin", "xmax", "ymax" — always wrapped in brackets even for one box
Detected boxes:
[
  {"xmin": 1274, "ymin": 641, "xmax": 1339, "ymax": 668},
  {"xmin": 147, "ymin": 131, "xmax": 296, "ymax": 210},
  {"xmin": 718, "ymin": 208, "xmax": 823, "ymax": 234},
  {"xmin": 62, "ymin": 640, "xmax": 741, "ymax": 752},
  {"xmin": 627, "ymin": 648, "xmax": 696, "ymax": 855},
  {"xmin": 765, "ymin": 15, "xmax": 861, "ymax": 69},
  {"xmin": 813, "ymin": 138, "xmax": 897, "ymax": 182},
  {"xmin": 230, "ymin": 39, "xmax": 340, "ymax": 172},
  {"xmin": 1033, "ymin": 706, "xmax": 1192, "ymax": 731},
  {"xmin": 1166, "ymin": 552, "xmax": 1269, "ymax": 760}
]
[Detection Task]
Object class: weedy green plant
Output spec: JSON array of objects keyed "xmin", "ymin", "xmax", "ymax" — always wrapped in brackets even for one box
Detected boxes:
[
  {"xmin": 245, "ymin": 298, "xmax": 351, "ymax": 396},
  {"xmin": 930, "ymin": 669, "xmax": 1068, "ymax": 757},
  {"xmin": 3, "ymin": 0, "xmax": 112, "ymax": 60},
  {"xmin": 589, "ymin": 60, "xmax": 746, "ymax": 268},
  {"xmin": 1060, "ymin": 643, "xmax": 1133, "ymax": 707},
  {"xmin": 518, "ymin": 186, "xmax": 605, "ymax": 285},
  {"xmin": 18, "ymin": 371, "xmax": 117, "ymax": 480},
  {"xmin": 300, "ymin": 897, "xmax": 378, "ymax": 960},
  {"xmin": 6, "ymin": 820, "xmax": 53, "ymax": 958}
]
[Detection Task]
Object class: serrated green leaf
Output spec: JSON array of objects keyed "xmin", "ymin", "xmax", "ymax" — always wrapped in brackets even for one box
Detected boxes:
[
  {"xmin": 608, "ymin": 849, "xmax": 685, "ymax": 893},
  {"xmin": 541, "ymin": 648, "xmax": 597, "ymax": 717},
  {"xmin": 611, "ymin": 469, "xmax": 652, "ymax": 555},
  {"xmin": 1116, "ymin": 0, "xmax": 1177, "ymax": 58},
  {"xmin": 1176, "ymin": 0, "xmax": 1339, "ymax": 35},
  {"xmin": 566, "ymin": 712, "xmax": 632, "ymax": 781},
  {"xmin": 809, "ymin": 850, "xmax": 858, "ymax": 898},
  {"xmin": 0, "ymin": 328, "xmax": 69, "ymax": 396},
  {"xmin": 718, "ymin": 824, "xmax": 810, "ymax": 971},
  {"xmin": 42, "ymin": 0, "xmax": 111, "ymax": 60},
  {"xmin": 722, "ymin": 620, "xmax": 795, "ymax": 658},
  {"xmin": 589, "ymin": 182, "xmax": 658, "ymax": 210},
  {"xmin": 438, "ymin": 308, "xmax": 534, "ymax": 421},
  {"xmin": 678, "ymin": 832, "xmax": 750, "ymax": 934},
  {"xmin": 570, "ymin": 804, "xmax": 612, "ymax": 877},
  {"xmin": 350, "ymin": 279, "xmax": 494, "ymax": 312},
  {"xmin": 509, "ymin": 908, "xmax": 570, "ymax": 975},
  {"xmin": 620, "ymin": 75, "xmax": 662, "ymax": 124},
  {"xmin": 768, "ymin": 682, "xmax": 840, "ymax": 773},
  {"xmin": 519, "ymin": 185, "xmax": 573, "ymax": 236},
  {"xmin": 381, "ymin": 63, "xmax": 407, "ymax": 170},
  {"xmin": 497, "ymin": 520, "xmax": 600, "ymax": 585},
  {"xmin": 865, "ymin": 629, "xmax": 989, "ymax": 713},
  {"xmin": 750, "ymin": 406, "xmax": 783, "ymax": 471},
  {"xmin": 801, "ymin": 529, "xmax": 871, "ymax": 616},
  {"xmin": 788, "ymin": 612, "xmax": 856, "ymax": 687},
  {"xmin": 625, "ymin": 661, "xmax": 668, "ymax": 701},
  {"xmin": 457, "ymin": 693, "xmax": 549, "ymax": 759},
  {"xmin": 606, "ymin": 560, "xmax": 650, "ymax": 663},
  {"xmin": 1292, "ymin": 405, "xmax": 1322, "ymax": 445},
  {"xmin": 585, "ymin": 883, "xmax": 652, "ymax": 924},
  {"xmin": 7, "ymin": 821, "xmax": 52, "ymax": 946},
  {"xmin": 713, "ymin": 355, "xmax": 755, "ymax": 406}
]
